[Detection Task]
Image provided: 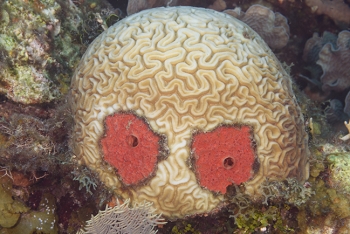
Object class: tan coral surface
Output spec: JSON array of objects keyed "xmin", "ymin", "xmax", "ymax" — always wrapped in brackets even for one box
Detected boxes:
[{"xmin": 69, "ymin": 6, "xmax": 309, "ymax": 218}]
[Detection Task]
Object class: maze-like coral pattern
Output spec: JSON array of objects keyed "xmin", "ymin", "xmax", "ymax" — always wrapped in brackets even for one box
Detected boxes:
[{"xmin": 70, "ymin": 7, "xmax": 309, "ymax": 218}]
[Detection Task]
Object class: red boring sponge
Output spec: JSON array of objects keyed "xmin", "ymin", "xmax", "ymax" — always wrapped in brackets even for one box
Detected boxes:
[
  {"xmin": 101, "ymin": 113, "xmax": 160, "ymax": 185},
  {"xmin": 193, "ymin": 126, "xmax": 255, "ymax": 194}
]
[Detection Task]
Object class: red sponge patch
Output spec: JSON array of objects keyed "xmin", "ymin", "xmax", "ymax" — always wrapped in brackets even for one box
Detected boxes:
[
  {"xmin": 101, "ymin": 114, "xmax": 160, "ymax": 185},
  {"xmin": 193, "ymin": 126, "xmax": 255, "ymax": 194}
]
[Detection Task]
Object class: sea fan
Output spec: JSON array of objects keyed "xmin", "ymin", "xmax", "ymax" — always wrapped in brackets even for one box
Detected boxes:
[{"xmin": 77, "ymin": 199, "xmax": 166, "ymax": 234}]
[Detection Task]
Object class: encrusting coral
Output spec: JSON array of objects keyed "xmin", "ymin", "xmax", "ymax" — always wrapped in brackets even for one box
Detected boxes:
[
  {"xmin": 224, "ymin": 5, "xmax": 290, "ymax": 49},
  {"xmin": 302, "ymin": 30, "xmax": 350, "ymax": 123},
  {"xmin": 69, "ymin": 6, "xmax": 309, "ymax": 218},
  {"xmin": 317, "ymin": 30, "xmax": 350, "ymax": 93},
  {"xmin": 305, "ymin": 0, "xmax": 350, "ymax": 25}
]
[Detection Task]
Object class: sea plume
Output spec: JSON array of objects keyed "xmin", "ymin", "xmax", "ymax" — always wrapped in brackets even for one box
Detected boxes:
[{"xmin": 77, "ymin": 199, "xmax": 166, "ymax": 234}]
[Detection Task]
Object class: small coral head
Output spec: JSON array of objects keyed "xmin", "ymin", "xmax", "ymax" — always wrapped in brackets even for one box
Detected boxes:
[
  {"xmin": 101, "ymin": 114, "xmax": 160, "ymax": 185},
  {"xmin": 193, "ymin": 126, "xmax": 255, "ymax": 194}
]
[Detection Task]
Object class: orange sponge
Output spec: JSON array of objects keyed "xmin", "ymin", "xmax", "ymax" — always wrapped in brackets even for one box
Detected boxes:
[
  {"xmin": 101, "ymin": 114, "xmax": 160, "ymax": 185},
  {"xmin": 193, "ymin": 126, "xmax": 255, "ymax": 194}
]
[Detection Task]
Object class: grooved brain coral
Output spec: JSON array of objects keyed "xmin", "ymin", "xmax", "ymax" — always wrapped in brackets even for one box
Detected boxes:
[{"xmin": 69, "ymin": 6, "xmax": 310, "ymax": 218}]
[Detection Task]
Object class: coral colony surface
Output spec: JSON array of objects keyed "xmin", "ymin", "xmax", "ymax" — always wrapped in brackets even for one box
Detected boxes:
[
  {"xmin": 69, "ymin": 6, "xmax": 309, "ymax": 219},
  {"xmin": 1, "ymin": 0, "xmax": 350, "ymax": 233}
]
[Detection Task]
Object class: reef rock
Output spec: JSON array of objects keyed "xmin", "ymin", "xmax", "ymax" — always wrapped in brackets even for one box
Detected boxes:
[
  {"xmin": 317, "ymin": 30, "xmax": 350, "ymax": 92},
  {"xmin": 305, "ymin": 0, "xmax": 350, "ymax": 25},
  {"xmin": 224, "ymin": 5, "xmax": 290, "ymax": 49},
  {"xmin": 127, "ymin": 0, "xmax": 179, "ymax": 15},
  {"xmin": 302, "ymin": 30, "xmax": 350, "ymax": 123}
]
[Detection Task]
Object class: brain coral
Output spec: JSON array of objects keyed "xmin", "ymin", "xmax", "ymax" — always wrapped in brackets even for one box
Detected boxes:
[{"xmin": 69, "ymin": 6, "xmax": 309, "ymax": 218}]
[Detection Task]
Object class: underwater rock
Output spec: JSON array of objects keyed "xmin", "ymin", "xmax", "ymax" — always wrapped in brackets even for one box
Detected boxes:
[
  {"xmin": 127, "ymin": 0, "xmax": 179, "ymax": 15},
  {"xmin": 2, "ymin": 193, "xmax": 58, "ymax": 233},
  {"xmin": 344, "ymin": 92, "xmax": 350, "ymax": 117},
  {"xmin": 0, "ymin": 177, "xmax": 29, "ymax": 228},
  {"xmin": 327, "ymin": 153, "xmax": 350, "ymax": 196},
  {"xmin": 317, "ymin": 30, "xmax": 350, "ymax": 92},
  {"xmin": 302, "ymin": 31, "xmax": 338, "ymax": 64},
  {"xmin": 70, "ymin": 6, "xmax": 309, "ymax": 218},
  {"xmin": 324, "ymin": 99, "xmax": 349, "ymax": 124},
  {"xmin": 224, "ymin": 5, "xmax": 290, "ymax": 49},
  {"xmin": 305, "ymin": 0, "xmax": 350, "ymax": 26},
  {"xmin": 0, "ymin": 0, "xmax": 117, "ymax": 104},
  {"xmin": 302, "ymin": 30, "xmax": 350, "ymax": 124},
  {"xmin": 208, "ymin": 0, "xmax": 227, "ymax": 11},
  {"xmin": 301, "ymin": 31, "xmax": 337, "ymax": 89},
  {"xmin": 0, "ymin": 1, "xmax": 61, "ymax": 104}
]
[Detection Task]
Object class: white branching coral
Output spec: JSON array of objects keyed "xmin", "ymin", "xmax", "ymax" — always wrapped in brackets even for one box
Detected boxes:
[{"xmin": 77, "ymin": 199, "xmax": 165, "ymax": 234}]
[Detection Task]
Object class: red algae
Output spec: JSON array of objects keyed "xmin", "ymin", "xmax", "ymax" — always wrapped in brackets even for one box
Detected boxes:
[
  {"xmin": 193, "ymin": 126, "xmax": 255, "ymax": 194},
  {"xmin": 101, "ymin": 114, "xmax": 160, "ymax": 185}
]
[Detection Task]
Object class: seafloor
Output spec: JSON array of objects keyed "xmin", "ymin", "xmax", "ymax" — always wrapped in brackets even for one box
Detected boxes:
[{"xmin": 0, "ymin": 0, "xmax": 350, "ymax": 233}]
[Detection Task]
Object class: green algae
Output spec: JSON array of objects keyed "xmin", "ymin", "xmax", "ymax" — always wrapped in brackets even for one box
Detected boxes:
[
  {"xmin": 2, "ymin": 193, "xmax": 58, "ymax": 234},
  {"xmin": 0, "ymin": 34, "xmax": 16, "ymax": 52},
  {"xmin": 171, "ymin": 223, "xmax": 201, "ymax": 234},
  {"xmin": 0, "ymin": 179, "xmax": 29, "ymax": 228},
  {"xmin": 327, "ymin": 153, "xmax": 350, "ymax": 195},
  {"xmin": 0, "ymin": 0, "xmax": 118, "ymax": 104}
]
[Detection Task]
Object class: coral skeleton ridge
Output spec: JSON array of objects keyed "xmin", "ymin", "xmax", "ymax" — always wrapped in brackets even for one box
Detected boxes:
[{"xmin": 70, "ymin": 6, "xmax": 309, "ymax": 218}]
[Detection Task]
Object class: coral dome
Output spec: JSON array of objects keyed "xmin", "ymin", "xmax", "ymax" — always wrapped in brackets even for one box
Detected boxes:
[{"xmin": 69, "ymin": 6, "xmax": 309, "ymax": 218}]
